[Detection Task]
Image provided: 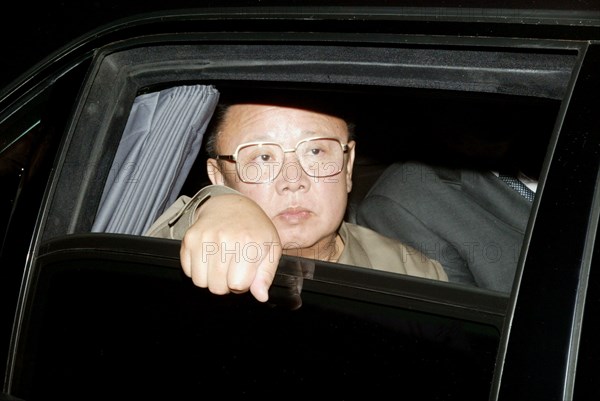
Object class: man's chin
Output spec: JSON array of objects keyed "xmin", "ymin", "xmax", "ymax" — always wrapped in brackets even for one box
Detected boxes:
[{"xmin": 279, "ymin": 235, "xmax": 317, "ymax": 253}]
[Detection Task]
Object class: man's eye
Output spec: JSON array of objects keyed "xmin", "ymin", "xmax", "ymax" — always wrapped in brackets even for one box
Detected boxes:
[{"xmin": 259, "ymin": 154, "xmax": 272, "ymax": 162}]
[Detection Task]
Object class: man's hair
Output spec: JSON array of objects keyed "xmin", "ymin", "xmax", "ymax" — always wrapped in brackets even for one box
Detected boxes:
[
  {"xmin": 204, "ymin": 103, "xmax": 229, "ymax": 158},
  {"xmin": 204, "ymin": 90, "xmax": 356, "ymax": 158}
]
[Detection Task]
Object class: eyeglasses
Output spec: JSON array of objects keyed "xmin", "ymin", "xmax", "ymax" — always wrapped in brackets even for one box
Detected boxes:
[{"xmin": 216, "ymin": 137, "xmax": 349, "ymax": 184}]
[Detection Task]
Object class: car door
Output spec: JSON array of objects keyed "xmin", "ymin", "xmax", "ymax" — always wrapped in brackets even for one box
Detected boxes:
[
  {"xmin": 0, "ymin": 56, "xmax": 93, "ymax": 387},
  {"xmin": 493, "ymin": 42, "xmax": 600, "ymax": 401},
  {"xmin": 1, "ymin": 8, "xmax": 598, "ymax": 401}
]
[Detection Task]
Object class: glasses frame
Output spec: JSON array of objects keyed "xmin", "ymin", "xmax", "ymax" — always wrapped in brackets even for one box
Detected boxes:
[{"xmin": 215, "ymin": 136, "xmax": 350, "ymax": 183}]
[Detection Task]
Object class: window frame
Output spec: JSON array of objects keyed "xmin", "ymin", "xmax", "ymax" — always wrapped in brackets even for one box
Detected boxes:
[{"xmin": 31, "ymin": 30, "xmax": 586, "ymax": 322}]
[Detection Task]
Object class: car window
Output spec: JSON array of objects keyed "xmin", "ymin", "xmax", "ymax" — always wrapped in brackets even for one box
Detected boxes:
[
  {"xmin": 41, "ymin": 39, "xmax": 577, "ymax": 266},
  {"xmin": 31, "ymin": 36, "xmax": 578, "ymax": 296}
]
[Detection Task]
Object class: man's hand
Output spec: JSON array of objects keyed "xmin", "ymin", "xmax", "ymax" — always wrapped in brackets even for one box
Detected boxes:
[{"xmin": 180, "ymin": 193, "xmax": 281, "ymax": 302}]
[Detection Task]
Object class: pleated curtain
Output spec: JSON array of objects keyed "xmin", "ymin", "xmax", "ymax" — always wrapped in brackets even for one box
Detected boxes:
[{"xmin": 92, "ymin": 84, "xmax": 219, "ymax": 235}]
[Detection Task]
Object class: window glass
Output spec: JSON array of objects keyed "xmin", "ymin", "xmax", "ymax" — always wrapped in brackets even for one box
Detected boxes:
[{"xmin": 13, "ymin": 236, "xmax": 502, "ymax": 399}]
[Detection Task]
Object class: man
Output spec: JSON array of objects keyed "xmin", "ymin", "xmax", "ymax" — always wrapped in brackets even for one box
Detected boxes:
[
  {"xmin": 357, "ymin": 160, "xmax": 535, "ymax": 293},
  {"xmin": 146, "ymin": 96, "xmax": 447, "ymax": 301}
]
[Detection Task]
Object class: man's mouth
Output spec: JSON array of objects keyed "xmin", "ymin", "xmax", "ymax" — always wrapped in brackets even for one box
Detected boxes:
[{"xmin": 276, "ymin": 207, "xmax": 313, "ymax": 222}]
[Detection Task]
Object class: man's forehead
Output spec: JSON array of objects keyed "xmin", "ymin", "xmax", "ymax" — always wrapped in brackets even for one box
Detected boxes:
[{"xmin": 220, "ymin": 103, "xmax": 349, "ymax": 140}]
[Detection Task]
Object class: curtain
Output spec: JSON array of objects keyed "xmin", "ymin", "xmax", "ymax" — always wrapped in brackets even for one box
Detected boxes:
[{"xmin": 92, "ymin": 84, "xmax": 219, "ymax": 235}]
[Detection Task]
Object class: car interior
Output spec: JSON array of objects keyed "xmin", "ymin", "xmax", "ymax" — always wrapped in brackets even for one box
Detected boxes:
[{"xmin": 5, "ymin": 33, "xmax": 582, "ymax": 399}]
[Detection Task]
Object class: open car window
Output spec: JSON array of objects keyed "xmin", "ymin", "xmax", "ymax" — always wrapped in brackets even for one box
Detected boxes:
[
  {"xmin": 40, "ymin": 35, "xmax": 577, "ymax": 287},
  {"xmin": 6, "ymin": 29, "xmax": 585, "ymax": 399}
]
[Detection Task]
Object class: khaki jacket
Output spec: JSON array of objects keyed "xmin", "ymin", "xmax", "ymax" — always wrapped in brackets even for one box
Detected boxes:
[{"xmin": 146, "ymin": 185, "xmax": 447, "ymax": 282}]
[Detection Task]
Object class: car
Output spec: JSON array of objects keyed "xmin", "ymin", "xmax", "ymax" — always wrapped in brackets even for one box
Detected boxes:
[{"xmin": 1, "ymin": 3, "xmax": 599, "ymax": 400}]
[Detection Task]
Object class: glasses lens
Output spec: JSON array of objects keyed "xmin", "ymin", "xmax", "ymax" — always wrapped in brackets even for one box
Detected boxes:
[
  {"xmin": 237, "ymin": 143, "xmax": 284, "ymax": 183},
  {"xmin": 298, "ymin": 138, "xmax": 344, "ymax": 177}
]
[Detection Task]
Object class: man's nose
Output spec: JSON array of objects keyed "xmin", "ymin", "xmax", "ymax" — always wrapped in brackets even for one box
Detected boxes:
[{"xmin": 276, "ymin": 154, "xmax": 310, "ymax": 191}]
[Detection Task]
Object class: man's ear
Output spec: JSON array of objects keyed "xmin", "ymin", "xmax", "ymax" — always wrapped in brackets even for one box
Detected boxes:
[
  {"xmin": 207, "ymin": 158, "xmax": 224, "ymax": 185},
  {"xmin": 345, "ymin": 140, "xmax": 356, "ymax": 193}
]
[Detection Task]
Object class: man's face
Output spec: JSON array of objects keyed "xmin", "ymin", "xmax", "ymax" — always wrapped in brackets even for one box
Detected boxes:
[{"xmin": 207, "ymin": 104, "xmax": 355, "ymax": 251}]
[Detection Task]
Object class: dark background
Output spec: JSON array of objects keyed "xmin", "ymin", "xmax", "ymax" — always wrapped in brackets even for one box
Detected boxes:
[
  {"xmin": 1, "ymin": 0, "xmax": 598, "ymax": 92},
  {"xmin": 0, "ymin": 1, "xmax": 199, "ymax": 90}
]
